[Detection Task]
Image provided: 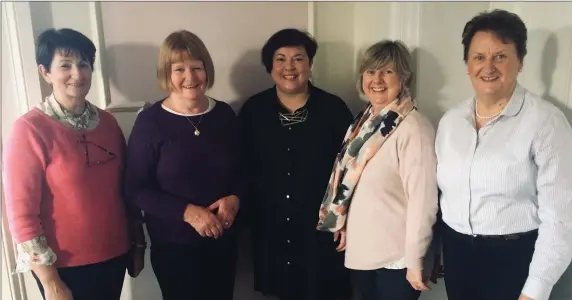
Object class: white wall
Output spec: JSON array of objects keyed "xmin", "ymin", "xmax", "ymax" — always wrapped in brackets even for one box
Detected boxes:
[{"xmin": 3, "ymin": 2, "xmax": 572, "ymax": 300}]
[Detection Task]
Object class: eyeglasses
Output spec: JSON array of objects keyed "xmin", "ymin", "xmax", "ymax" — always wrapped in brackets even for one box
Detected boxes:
[{"xmin": 76, "ymin": 134, "xmax": 116, "ymax": 167}]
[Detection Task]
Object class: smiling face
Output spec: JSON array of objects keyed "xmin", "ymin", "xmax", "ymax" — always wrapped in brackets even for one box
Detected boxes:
[
  {"xmin": 361, "ymin": 61, "xmax": 401, "ymax": 112},
  {"xmin": 271, "ymin": 46, "xmax": 311, "ymax": 95},
  {"xmin": 39, "ymin": 51, "xmax": 92, "ymax": 102},
  {"xmin": 467, "ymin": 31, "xmax": 522, "ymax": 100},
  {"xmin": 169, "ymin": 58, "xmax": 208, "ymax": 102}
]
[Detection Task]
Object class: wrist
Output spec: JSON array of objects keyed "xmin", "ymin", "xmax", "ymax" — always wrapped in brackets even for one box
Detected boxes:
[{"xmin": 42, "ymin": 276, "xmax": 65, "ymax": 289}]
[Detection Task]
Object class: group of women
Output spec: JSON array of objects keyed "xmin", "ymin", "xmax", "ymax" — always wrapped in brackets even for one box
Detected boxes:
[{"xmin": 4, "ymin": 8, "xmax": 572, "ymax": 300}]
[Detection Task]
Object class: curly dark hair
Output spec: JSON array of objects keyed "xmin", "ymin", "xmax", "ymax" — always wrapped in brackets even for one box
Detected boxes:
[
  {"xmin": 462, "ymin": 9, "xmax": 527, "ymax": 62},
  {"xmin": 261, "ymin": 28, "xmax": 318, "ymax": 73}
]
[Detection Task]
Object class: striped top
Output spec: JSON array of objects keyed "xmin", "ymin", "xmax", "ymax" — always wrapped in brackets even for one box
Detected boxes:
[{"xmin": 435, "ymin": 84, "xmax": 572, "ymax": 300}]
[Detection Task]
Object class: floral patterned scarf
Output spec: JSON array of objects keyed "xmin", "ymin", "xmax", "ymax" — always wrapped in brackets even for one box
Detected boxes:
[
  {"xmin": 37, "ymin": 94, "xmax": 99, "ymax": 130},
  {"xmin": 317, "ymin": 97, "xmax": 415, "ymax": 232}
]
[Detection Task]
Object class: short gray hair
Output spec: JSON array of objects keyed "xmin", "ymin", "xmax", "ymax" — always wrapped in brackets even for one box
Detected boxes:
[{"xmin": 357, "ymin": 40, "xmax": 413, "ymax": 99}]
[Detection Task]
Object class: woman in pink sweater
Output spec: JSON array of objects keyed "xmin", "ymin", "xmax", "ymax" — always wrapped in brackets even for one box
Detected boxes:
[
  {"xmin": 316, "ymin": 40, "xmax": 439, "ymax": 300},
  {"xmin": 3, "ymin": 28, "xmax": 144, "ymax": 300}
]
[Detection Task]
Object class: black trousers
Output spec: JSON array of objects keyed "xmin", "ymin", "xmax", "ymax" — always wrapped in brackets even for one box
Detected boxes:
[
  {"xmin": 442, "ymin": 222, "xmax": 537, "ymax": 300},
  {"xmin": 150, "ymin": 233, "xmax": 238, "ymax": 300},
  {"xmin": 351, "ymin": 268, "xmax": 421, "ymax": 300},
  {"xmin": 33, "ymin": 253, "xmax": 128, "ymax": 300}
]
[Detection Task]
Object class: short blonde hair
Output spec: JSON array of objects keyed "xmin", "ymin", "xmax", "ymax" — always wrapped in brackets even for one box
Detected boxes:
[
  {"xmin": 157, "ymin": 30, "xmax": 215, "ymax": 91},
  {"xmin": 357, "ymin": 40, "xmax": 413, "ymax": 99}
]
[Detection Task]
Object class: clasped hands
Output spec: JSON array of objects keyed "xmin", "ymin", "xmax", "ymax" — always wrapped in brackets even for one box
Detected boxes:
[{"xmin": 183, "ymin": 195, "xmax": 240, "ymax": 239}]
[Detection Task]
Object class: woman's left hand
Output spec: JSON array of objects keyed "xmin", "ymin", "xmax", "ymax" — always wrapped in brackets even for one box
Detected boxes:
[{"xmin": 208, "ymin": 195, "xmax": 240, "ymax": 229}]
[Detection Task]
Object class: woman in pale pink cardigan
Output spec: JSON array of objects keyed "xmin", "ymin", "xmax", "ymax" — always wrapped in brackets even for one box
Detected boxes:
[
  {"xmin": 317, "ymin": 40, "xmax": 439, "ymax": 300},
  {"xmin": 3, "ymin": 28, "xmax": 145, "ymax": 300}
]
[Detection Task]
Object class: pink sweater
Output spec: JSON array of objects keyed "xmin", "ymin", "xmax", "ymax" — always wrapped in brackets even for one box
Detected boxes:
[{"xmin": 3, "ymin": 108, "xmax": 130, "ymax": 268}]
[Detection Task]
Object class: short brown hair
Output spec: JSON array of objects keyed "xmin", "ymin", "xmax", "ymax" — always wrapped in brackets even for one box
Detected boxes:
[
  {"xmin": 157, "ymin": 30, "xmax": 215, "ymax": 91},
  {"xmin": 357, "ymin": 40, "xmax": 413, "ymax": 99}
]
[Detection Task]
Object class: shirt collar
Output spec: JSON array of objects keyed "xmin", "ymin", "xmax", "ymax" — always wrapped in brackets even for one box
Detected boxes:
[
  {"xmin": 462, "ymin": 83, "xmax": 526, "ymax": 124},
  {"xmin": 39, "ymin": 94, "xmax": 99, "ymax": 130},
  {"xmin": 501, "ymin": 83, "xmax": 525, "ymax": 117}
]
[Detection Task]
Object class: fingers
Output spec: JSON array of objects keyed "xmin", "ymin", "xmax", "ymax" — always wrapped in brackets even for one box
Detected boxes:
[
  {"xmin": 335, "ymin": 230, "xmax": 346, "ymax": 252},
  {"xmin": 197, "ymin": 217, "xmax": 224, "ymax": 239},
  {"xmin": 407, "ymin": 269, "xmax": 431, "ymax": 291},
  {"xmin": 212, "ymin": 218, "xmax": 224, "ymax": 237},
  {"xmin": 409, "ymin": 280, "xmax": 430, "ymax": 291},
  {"xmin": 416, "ymin": 281, "xmax": 430, "ymax": 291},
  {"xmin": 216, "ymin": 207, "xmax": 235, "ymax": 229},
  {"xmin": 208, "ymin": 200, "xmax": 221, "ymax": 211}
]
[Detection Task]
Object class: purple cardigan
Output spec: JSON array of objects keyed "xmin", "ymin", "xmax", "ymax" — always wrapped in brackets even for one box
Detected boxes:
[{"xmin": 124, "ymin": 99, "xmax": 244, "ymax": 244}]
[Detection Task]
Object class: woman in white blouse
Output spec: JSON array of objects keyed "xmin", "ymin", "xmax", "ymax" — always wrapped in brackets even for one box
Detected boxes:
[{"xmin": 436, "ymin": 9, "xmax": 572, "ymax": 300}]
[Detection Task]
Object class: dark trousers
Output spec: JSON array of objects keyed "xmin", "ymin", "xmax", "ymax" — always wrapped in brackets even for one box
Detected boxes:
[
  {"xmin": 33, "ymin": 253, "xmax": 128, "ymax": 300},
  {"xmin": 150, "ymin": 233, "xmax": 238, "ymax": 300},
  {"xmin": 442, "ymin": 222, "xmax": 537, "ymax": 300},
  {"xmin": 351, "ymin": 268, "xmax": 421, "ymax": 300}
]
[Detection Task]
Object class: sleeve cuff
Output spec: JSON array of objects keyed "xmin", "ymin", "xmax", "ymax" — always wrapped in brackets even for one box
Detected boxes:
[
  {"xmin": 14, "ymin": 236, "xmax": 57, "ymax": 274},
  {"xmin": 522, "ymin": 277, "xmax": 553, "ymax": 300}
]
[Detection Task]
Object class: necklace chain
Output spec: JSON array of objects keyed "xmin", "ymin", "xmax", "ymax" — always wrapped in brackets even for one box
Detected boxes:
[
  {"xmin": 185, "ymin": 115, "xmax": 204, "ymax": 136},
  {"xmin": 475, "ymin": 97, "xmax": 503, "ymax": 119}
]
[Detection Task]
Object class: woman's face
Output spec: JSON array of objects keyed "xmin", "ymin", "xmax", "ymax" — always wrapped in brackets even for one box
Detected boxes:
[
  {"xmin": 39, "ymin": 51, "xmax": 92, "ymax": 102},
  {"xmin": 169, "ymin": 58, "xmax": 207, "ymax": 101},
  {"xmin": 466, "ymin": 31, "xmax": 522, "ymax": 99},
  {"xmin": 271, "ymin": 46, "xmax": 311, "ymax": 95},
  {"xmin": 361, "ymin": 61, "xmax": 401, "ymax": 111}
]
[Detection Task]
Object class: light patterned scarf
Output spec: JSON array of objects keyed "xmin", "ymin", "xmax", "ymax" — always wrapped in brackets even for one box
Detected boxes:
[
  {"xmin": 316, "ymin": 97, "xmax": 415, "ymax": 232},
  {"xmin": 37, "ymin": 94, "xmax": 99, "ymax": 130}
]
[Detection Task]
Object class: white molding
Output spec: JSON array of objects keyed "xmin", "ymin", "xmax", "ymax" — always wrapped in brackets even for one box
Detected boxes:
[
  {"xmin": 400, "ymin": 3, "xmax": 421, "ymax": 49},
  {"xmin": 390, "ymin": 2, "xmax": 422, "ymax": 98},
  {"xmin": 88, "ymin": 1, "xmax": 111, "ymax": 109},
  {"xmin": 2, "ymin": 2, "xmax": 36, "ymax": 299},
  {"xmin": 4, "ymin": 2, "xmax": 42, "ymax": 114},
  {"xmin": 388, "ymin": 2, "xmax": 403, "ymax": 40},
  {"xmin": 568, "ymin": 48, "xmax": 572, "ymax": 108},
  {"xmin": 307, "ymin": 1, "xmax": 315, "ymax": 37}
]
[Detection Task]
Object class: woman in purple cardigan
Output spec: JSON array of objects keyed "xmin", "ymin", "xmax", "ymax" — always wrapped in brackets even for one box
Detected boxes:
[{"xmin": 124, "ymin": 30, "xmax": 243, "ymax": 300}]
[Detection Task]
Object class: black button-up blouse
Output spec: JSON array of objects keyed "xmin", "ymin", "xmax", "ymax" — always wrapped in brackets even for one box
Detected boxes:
[{"xmin": 239, "ymin": 83, "xmax": 354, "ymax": 299}]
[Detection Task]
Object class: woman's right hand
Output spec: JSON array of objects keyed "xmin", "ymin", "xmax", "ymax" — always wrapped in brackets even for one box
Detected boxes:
[
  {"xmin": 31, "ymin": 265, "xmax": 73, "ymax": 300},
  {"xmin": 183, "ymin": 204, "xmax": 224, "ymax": 239},
  {"xmin": 333, "ymin": 228, "xmax": 347, "ymax": 252},
  {"xmin": 44, "ymin": 279, "xmax": 73, "ymax": 300}
]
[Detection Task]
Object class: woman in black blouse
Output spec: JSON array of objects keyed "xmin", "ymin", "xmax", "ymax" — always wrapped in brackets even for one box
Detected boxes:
[{"xmin": 239, "ymin": 28, "xmax": 353, "ymax": 300}]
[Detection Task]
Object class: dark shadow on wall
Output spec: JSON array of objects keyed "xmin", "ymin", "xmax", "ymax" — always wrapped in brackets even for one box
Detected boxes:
[
  {"xmin": 105, "ymin": 44, "xmax": 165, "ymax": 105},
  {"xmin": 538, "ymin": 29, "xmax": 572, "ymax": 124},
  {"xmin": 29, "ymin": 2, "xmax": 54, "ymax": 99},
  {"xmin": 229, "ymin": 49, "xmax": 273, "ymax": 114},
  {"xmin": 410, "ymin": 47, "xmax": 448, "ymax": 127}
]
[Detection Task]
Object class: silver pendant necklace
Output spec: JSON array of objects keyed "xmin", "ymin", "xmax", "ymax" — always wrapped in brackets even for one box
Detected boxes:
[{"xmin": 185, "ymin": 115, "xmax": 204, "ymax": 136}]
